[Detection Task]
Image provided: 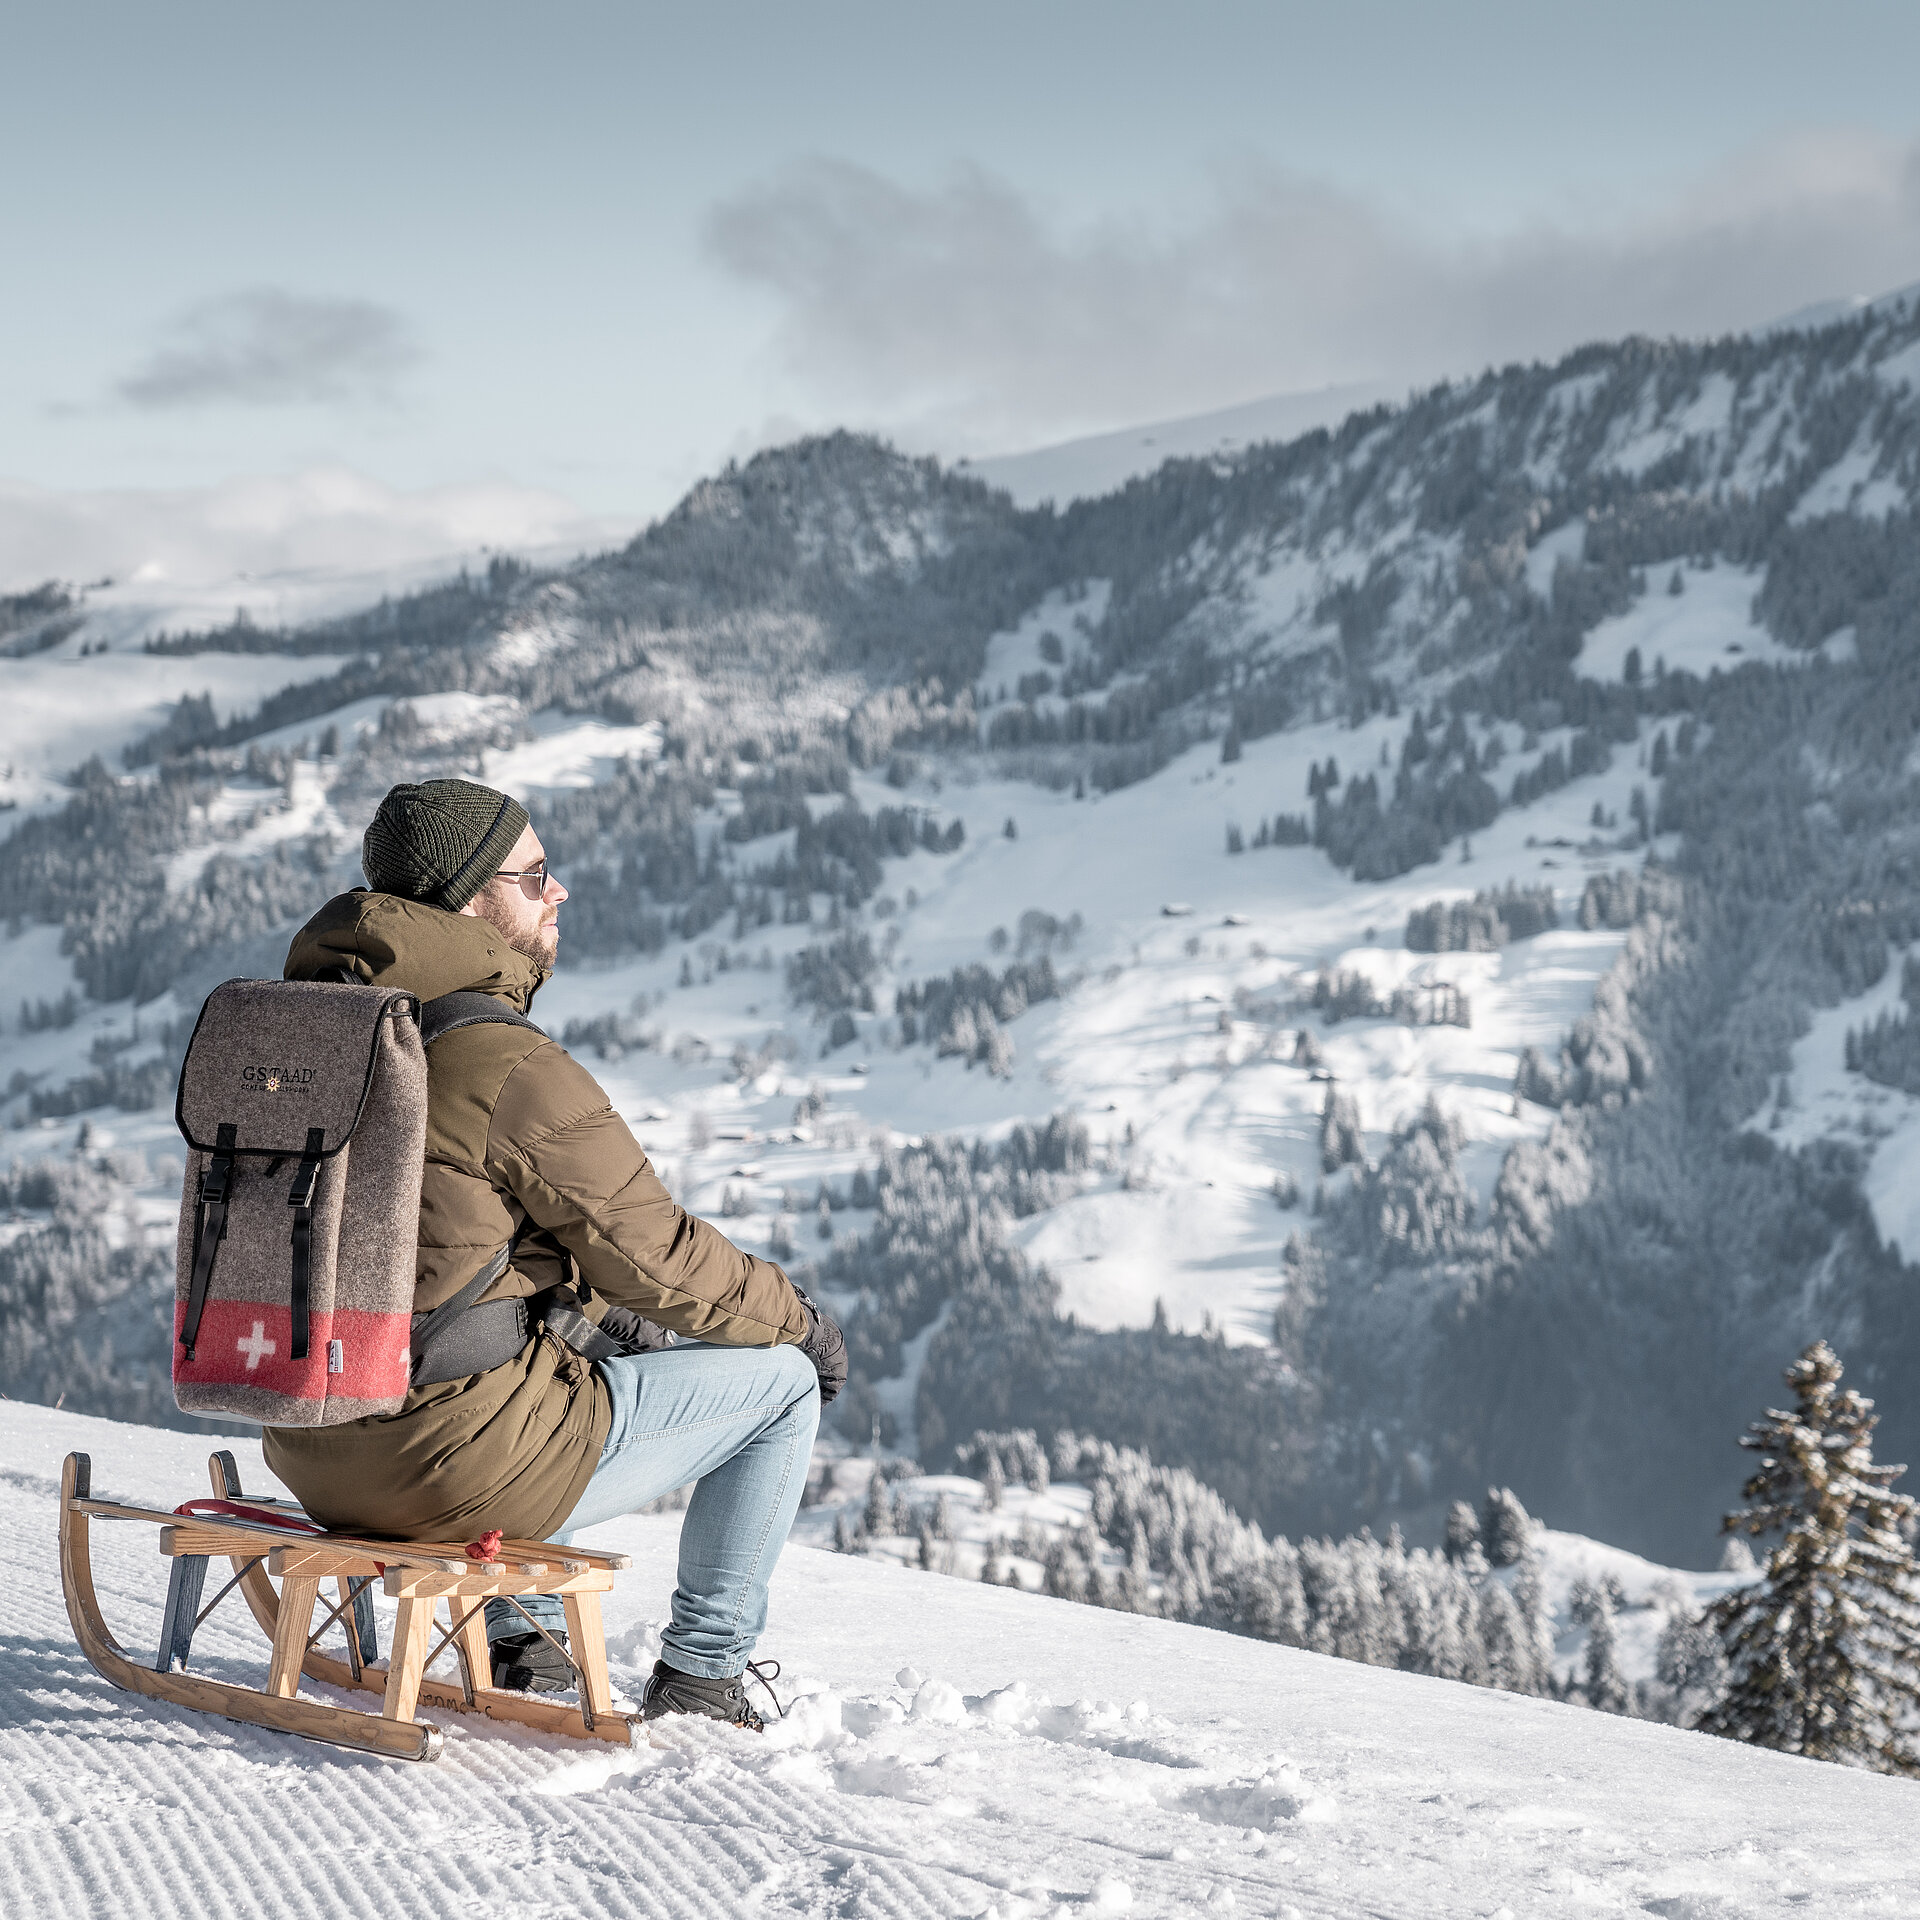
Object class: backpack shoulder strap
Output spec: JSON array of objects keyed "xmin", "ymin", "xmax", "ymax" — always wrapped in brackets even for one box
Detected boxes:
[{"xmin": 418, "ymin": 990, "xmax": 545, "ymax": 1047}]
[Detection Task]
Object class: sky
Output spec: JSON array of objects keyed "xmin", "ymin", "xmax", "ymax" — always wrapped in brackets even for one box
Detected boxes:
[{"xmin": 6, "ymin": 0, "xmax": 1920, "ymax": 555}]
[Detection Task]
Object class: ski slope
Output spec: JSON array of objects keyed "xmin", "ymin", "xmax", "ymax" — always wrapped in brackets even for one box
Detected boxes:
[{"xmin": 5, "ymin": 1402, "xmax": 1915, "ymax": 1920}]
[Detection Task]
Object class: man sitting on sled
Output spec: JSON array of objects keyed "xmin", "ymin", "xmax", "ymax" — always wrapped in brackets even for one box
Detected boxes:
[{"xmin": 264, "ymin": 777, "xmax": 845, "ymax": 1731}]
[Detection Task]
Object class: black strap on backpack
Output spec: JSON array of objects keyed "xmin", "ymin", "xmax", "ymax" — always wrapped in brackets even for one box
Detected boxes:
[
  {"xmin": 409, "ymin": 1242, "xmax": 515, "ymax": 1384},
  {"xmin": 285, "ymin": 1126, "xmax": 326, "ymax": 1362},
  {"xmin": 418, "ymin": 990, "xmax": 544, "ymax": 1047},
  {"xmin": 179, "ymin": 1122, "xmax": 238, "ymax": 1362}
]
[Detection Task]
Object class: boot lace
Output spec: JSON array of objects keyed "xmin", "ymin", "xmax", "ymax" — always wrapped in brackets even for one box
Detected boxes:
[{"xmin": 745, "ymin": 1658, "xmax": 787, "ymax": 1720}]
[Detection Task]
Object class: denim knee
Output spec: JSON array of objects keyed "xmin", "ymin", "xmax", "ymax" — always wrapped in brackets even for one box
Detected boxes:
[{"xmin": 769, "ymin": 1340, "xmax": 821, "ymax": 1407}]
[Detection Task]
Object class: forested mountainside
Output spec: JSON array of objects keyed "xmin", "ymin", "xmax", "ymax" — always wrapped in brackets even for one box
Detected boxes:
[{"xmin": 9, "ymin": 291, "xmax": 1920, "ymax": 1562}]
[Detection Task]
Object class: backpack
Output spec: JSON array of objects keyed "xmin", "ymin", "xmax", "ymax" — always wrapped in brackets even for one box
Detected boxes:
[{"xmin": 170, "ymin": 978, "xmax": 540, "ymax": 1427}]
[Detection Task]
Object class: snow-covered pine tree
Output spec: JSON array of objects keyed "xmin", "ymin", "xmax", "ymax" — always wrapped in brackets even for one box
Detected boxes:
[
  {"xmin": 1697, "ymin": 1341, "xmax": 1920, "ymax": 1773},
  {"xmin": 1655, "ymin": 1599, "xmax": 1727, "ymax": 1724},
  {"xmin": 1512, "ymin": 1549, "xmax": 1554, "ymax": 1693},
  {"xmin": 1480, "ymin": 1486, "xmax": 1532, "ymax": 1567},
  {"xmin": 1475, "ymin": 1579, "xmax": 1534, "ymax": 1692},
  {"xmin": 982, "ymin": 1449, "xmax": 1006, "ymax": 1512},
  {"xmin": 1443, "ymin": 1499, "xmax": 1483, "ymax": 1565},
  {"xmin": 1570, "ymin": 1577, "xmax": 1629, "ymax": 1714}
]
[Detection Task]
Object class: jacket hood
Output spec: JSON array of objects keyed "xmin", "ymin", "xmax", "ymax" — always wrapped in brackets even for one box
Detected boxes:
[{"xmin": 283, "ymin": 890, "xmax": 548, "ymax": 1011}]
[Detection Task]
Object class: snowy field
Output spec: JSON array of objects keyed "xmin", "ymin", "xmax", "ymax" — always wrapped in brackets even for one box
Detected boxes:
[{"xmin": 6, "ymin": 1402, "xmax": 1917, "ymax": 1920}]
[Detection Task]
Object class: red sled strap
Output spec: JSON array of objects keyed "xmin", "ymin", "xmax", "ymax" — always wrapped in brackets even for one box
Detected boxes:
[{"xmin": 172, "ymin": 1498, "xmax": 324, "ymax": 1534}]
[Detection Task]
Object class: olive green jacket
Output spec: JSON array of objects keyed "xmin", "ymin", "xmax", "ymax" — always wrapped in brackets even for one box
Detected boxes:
[{"xmin": 262, "ymin": 890, "xmax": 807, "ymax": 1541}]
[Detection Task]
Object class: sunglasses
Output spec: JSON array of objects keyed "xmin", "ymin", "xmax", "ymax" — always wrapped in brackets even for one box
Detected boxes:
[{"xmin": 493, "ymin": 860, "xmax": 558, "ymax": 901}]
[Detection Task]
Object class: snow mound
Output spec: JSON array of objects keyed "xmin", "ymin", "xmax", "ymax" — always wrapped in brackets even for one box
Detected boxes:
[{"xmin": 6, "ymin": 1401, "xmax": 1918, "ymax": 1919}]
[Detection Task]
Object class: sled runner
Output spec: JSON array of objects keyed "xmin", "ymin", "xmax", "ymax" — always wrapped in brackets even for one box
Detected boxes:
[{"xmin": 58, "ymin": 1449, "xmax": 636, "ymax": 1761}]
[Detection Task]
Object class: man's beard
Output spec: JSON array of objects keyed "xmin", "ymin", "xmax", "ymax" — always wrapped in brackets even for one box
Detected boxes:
[{"xmin": 473, "ymin": 893, "xmax": 558, "ymax": 968}]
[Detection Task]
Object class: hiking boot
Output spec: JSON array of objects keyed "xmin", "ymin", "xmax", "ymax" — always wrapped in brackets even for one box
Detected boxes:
[
  {"xmin": 640, "ymin": 1657, "xmax": 784, "ymax": 1731},
  {"xmin": 489, "ymin": 1628, "xmax": 573, "ymax": 1694}
]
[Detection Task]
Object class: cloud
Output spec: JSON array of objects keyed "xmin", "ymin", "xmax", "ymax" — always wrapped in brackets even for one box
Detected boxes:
[
  {"xmin": 0, "ymin": 467, "xmax": 633, "ymax": 603},
  {"xmin": 115, "ymin": 287, "xmax": 420, "ymax": 408},
  {"xmin": 705, "ymin": 134, "xmax": 1920, "ymax": 450}
]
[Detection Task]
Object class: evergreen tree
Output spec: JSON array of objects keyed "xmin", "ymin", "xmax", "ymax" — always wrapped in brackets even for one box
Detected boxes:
[
  {"xmin": 1655, "ymin": 1600, "xmax": 1727, "ymax": 1723},
  {"xmin": 1571, "ymin": 1577, "xmax": 1628, "ymax": 1713},
  {"xmin": 863, "ymin": 1468, "xmax": 892, "ymax": 1538},
  {"xmin": 1443, "ymin": 1499, "xmax": 1483, "ymax": 1565},
  {"xmin": 982, "ymin": 1449, "xmax": 1006, "ymax": 1512},
  {"xmin": 1512, "ymin": 1549, "xmax": 1554, "ymax": 1692},
  {"xmin": 1480, "ymin": 1487, "xmax": 1532, "ymax": 1567},
  {"xmin": 1475, "ymin": 1580, "xmax": 1533, "ymax": 1692},
  {"xmin": 1698, "ymin": 1342, "xmax": 1920, "ymax": 1773}
]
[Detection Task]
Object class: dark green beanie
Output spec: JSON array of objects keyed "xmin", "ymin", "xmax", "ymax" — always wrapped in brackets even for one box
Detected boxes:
[{"xmin": 362, "ymin": 779, "xmax": 530, "ymax": 911}]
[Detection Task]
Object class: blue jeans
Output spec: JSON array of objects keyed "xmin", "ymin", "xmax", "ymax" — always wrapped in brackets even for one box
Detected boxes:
[{"xmin": 485, "ymin": 1341, "xmax": 820, "ymax": 1678}]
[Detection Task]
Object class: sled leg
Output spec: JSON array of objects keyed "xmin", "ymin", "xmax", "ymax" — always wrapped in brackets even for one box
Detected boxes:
[
  {"xmin": 341, "ymin": 1577, "xmax": 378, "ymax": 1679},
  {"xmin": 267, "ymin": 1577, "xmax": 321, "ymax": 1698},
  {"xmin": 563, "ymin": 1589, "xmax": 613, "ymax": 1728},
  {"xmin": 60, "ymin": 1453, "xmax": 440, "ymax": 1762},
  {"xmin": 156, "ymin": 1553, "xmax": 209, "ymax": 1673},
  {"xmin": 382, "ymin": 1595, "xmax": 434, "ymax": 1723},
  {"xmin": 452, "ymin": 1602, "xmax": 494, "ymax": 1707}
]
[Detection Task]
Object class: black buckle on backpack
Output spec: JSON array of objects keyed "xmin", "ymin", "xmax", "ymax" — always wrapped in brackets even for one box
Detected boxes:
[
  {"xmin": 542, "ymin": 1288, "xmax": 630, "ymax": 1365},
  {"xmin": 286, "ymin": 1127, "xmax": 325, "ymax": 1363},
  {"xmin": 180, "ymin": 1123, "xmax": 238, "ymax": 1362}
]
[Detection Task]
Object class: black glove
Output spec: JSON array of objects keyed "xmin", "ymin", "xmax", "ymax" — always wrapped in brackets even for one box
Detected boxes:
[
  {"xmin": 597, "ymin": 1304, "xmax": 676, "ymax": 1354},
  {"xmin": 791, "ymin": 1286, "xmax": 848, "ymax": 1404}
]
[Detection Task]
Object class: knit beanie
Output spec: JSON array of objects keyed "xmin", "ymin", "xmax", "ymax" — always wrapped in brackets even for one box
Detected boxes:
[{"xmin": 361, "ymin": 779, "xmax": 530, "ymax": 912}]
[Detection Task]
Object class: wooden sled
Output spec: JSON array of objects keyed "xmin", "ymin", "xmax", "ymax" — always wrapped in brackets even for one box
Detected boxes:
[{"xmin": 59, "ymin": 1449, "xmax": 637, "ymax": 1762}]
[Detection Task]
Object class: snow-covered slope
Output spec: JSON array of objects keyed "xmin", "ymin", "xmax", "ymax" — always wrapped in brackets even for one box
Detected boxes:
[
  {"xmin": 964, "ymin": 381, "xmax": 1399, "ymax": 506},
  {"xmin": 7, "ymin": 1401, "xmax": 1913, "ymax": 1920},
  {"xmin": 4, "ymin": 701, "xmax": 1655, "ymax": 1362}
]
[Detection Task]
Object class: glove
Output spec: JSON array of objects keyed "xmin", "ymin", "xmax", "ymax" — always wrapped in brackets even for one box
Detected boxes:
[
  {"xmin": 597, "ymin": 1304, "xmax": 676, "ymax": 1354},
  {"xmin": 791, "ymin": 1286, "xmax": 848, "ymax": 1404}
]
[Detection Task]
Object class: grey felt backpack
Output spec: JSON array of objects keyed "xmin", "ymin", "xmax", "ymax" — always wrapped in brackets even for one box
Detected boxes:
[{"xmin": 171, "ymin": 978, "xmax": 432, "ymax": 1426}]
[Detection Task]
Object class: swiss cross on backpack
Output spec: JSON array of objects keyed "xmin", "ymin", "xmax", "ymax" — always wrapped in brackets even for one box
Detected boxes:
[{"xmin": 170, "ymin": 979, "xmax": 540, "ymax": 1427}]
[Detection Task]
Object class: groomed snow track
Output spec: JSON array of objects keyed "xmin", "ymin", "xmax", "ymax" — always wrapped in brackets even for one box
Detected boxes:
[{"xmin": 6, "ymin": 1405, "xmax": 1918, "ymax": 1920}]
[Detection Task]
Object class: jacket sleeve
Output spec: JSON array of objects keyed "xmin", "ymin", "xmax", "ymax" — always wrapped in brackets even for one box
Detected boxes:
[{"xmin": 485, "ymin": 1042, "xmax": 807, "ymax": 1347}]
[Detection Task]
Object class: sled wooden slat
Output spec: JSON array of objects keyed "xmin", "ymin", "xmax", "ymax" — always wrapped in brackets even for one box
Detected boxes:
[
  {"xmin": 205, "ymin": 1487, "xmax": 636, "ymax": 1571},
  {"xmin": 260, "ymin": 1542, "xmax": 557, "ymax": 1581},
  {"xmin": 154, "ymin": 1524, "xmax": 491, "ymax": 1576},
  {"xmin": 57, "ymin": 1451, "xmax": 638, "ymax": 1761},
  {"xmin": 382, "ymin": 1564, "xmax": 617, "ymax": 1600}
]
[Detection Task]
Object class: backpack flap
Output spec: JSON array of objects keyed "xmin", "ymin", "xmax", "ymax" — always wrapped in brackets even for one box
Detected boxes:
[
  {"xmin": 173, "ymin": 979, "xmax": 428, "ymax": 1426},
  {"xmin": 176, "ymin": 977, "xmax": 416, "ymax": 1157}
]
